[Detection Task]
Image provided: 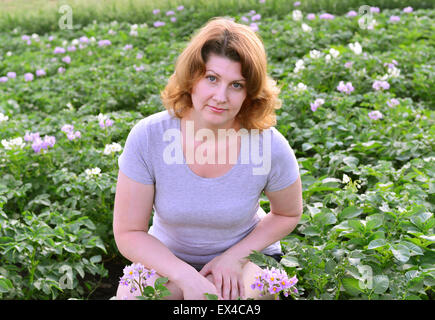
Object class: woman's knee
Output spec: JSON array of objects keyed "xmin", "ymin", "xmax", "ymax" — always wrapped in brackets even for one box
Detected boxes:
[
  {"xmin": 115, "ymin": 267, "xmax": 216, "ymax": 300},
  {"xmin": 242, "ymin": 262, "xmax": 275, "ymax": 300}
]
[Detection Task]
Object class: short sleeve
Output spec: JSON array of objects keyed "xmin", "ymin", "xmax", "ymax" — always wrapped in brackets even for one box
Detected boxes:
[
  {"xmin": 117, "ymin": 120, "xmax": 155, "ymax": 185},
  {"xmin": 264, "ymin": 128, "xmax": 300, "ymax": 192}
]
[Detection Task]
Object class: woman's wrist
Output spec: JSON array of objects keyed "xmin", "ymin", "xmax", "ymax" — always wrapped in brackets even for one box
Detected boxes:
[
  {"xmin": 222, "ymin": 247, "xmax": 251, "ymax": 266},
  {"xmin": 170, "ymin": 264, "xmax": 199, "ymax": 286}
]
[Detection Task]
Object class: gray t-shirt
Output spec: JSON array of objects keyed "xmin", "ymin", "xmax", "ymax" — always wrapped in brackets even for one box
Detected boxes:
[{"xmin": 118, "ymin": 110, "xmax": 300, "ymax": 268}]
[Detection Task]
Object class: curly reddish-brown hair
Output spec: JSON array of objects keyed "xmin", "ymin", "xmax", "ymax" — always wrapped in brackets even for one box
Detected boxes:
[{"xmin": 160, "ymin": 17, "xmax": 282, "ymax": 131}]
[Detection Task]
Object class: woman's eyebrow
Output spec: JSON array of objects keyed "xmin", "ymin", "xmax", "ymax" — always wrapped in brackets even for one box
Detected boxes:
[{"xmin": 206, "ymin": 69, "xmax": 246, "ymax": 82}]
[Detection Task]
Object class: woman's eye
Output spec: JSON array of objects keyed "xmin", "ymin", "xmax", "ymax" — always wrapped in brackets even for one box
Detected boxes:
[
  {"xmin": 233, "ymin": 83, "xmax": 243, "ymax": 89},
  {"xmin": 206, "ymin": 75, "xmax": 243, "ymax": 89}
]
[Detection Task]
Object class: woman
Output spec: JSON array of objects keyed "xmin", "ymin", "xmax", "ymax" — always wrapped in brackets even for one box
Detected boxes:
[{"xmin": 113, "ymin": 17, "xmax": 302, "ymax": 300}]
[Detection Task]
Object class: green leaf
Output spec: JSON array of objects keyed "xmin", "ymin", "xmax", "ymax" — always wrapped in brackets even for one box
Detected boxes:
[
  {"xmin": 368, "ymin": 239, "xmax": 388, "ymax": 250},
  {"xmin": 372, "ymin": 275, "xmax": 389, "ymax": 294},
  {"xmin": 400, "ymin": 241, "xmax": 424, "ymax": 256},
  {"xmin": 248, "ymin": 250, "xmax": 281, "ymax": 268},
  {"xmin": 348, "ymin": 220, "xmax": 365, "ymax": 233},
  {"xmin": 338, "ymin": 206, "xmax": 363, "ymax": 220},
  {"xmin": 142, "ymin": 285, "xmax": 155, "ymax": 297},
  {"xmin": 302, "ymin": 143, "xmax": 313, "ymax": 151},
  {"xmin": 75, "ymin": 265, "xmax": 85, "ymax": 278},
  {"xmin": 155, "ymin": 277, "xmax": 168, "ymax": 287},
  {"xmin": 301, "ymin": 225, "xmax": 322, "ymax": 236},
  {"xmin": 204, "ymin": 293, "xmax": 219, "ymax": 300},
  {"xmin": 391, "ymin": 244, "xmax": 411, "ymax": 263},
  {"xmin": 0, "ymin": 276, "xmax": 13, "ymax": 293},
  {"xmin": 343, "ymin": 156, "xmax": 359, "ymax": 168},
  {"xmin": 158, "ymin": 287, "xmax": 172, "ymax": 299},
  {"xmin": 419, "ymin": 234, "xmax": 435, "ymax": 242},
  {"xmin": 342, "ymin": 277, "xmax": 363, "ymax": 296},
  {"xmin": 281, "ymin": 256, "xmax": 299, "ymax": 267},
  {"xmin": 313, "ymin": 210, "xmax": 337, "ymax": 226},
  {"xmin": 365, "ymin": 214, "xmax": 383, "ymax": 231},
  {"xmin": 90, "ymin": 255, "xmax": 101, "ymax": 264}
]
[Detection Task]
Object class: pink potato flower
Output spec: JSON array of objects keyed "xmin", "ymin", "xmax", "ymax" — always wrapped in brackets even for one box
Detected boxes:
[
  {"xmin": 337, "ymin": 81, "xmax": 354, "ymax": 94},
  {"xmin": 310, "ymin": 98, "xmax": 325, "ymax": 112},
  {"xmin": 154, "ymin": 21, "xmax": 165, "ymax": 27},
  {"xmin": 119, "ymin": 263, "xmax": 156, "ymax": 295},
  {"xmin": 98, "ymin": 39, "xmax": 111, "ymax": 47},
  {"xmin": 61, "ymin": 124, "xmax": 81, "ymax": 141},
  {"xmin": 29, "ymin": 134, "xmax": 56, "ymax": 153},
  {"xmin": 250, "ymin": 23, "xmax": 259, "ymax": 32},
  {"xmin": 368, "ymin": 110, "xmax": 383, "ymax": 120},
  {"xmin": 372, "ymin": 80, "xmax": 390, "ymax": 91},
  {"xmin": 251, "ymin": 267, "xmax": 299, "ymax": 299},
  {"xmin": 54, "ymin": 47, "xmax": 66, "ymax": 54},
  {"xmin": 36, "ymin": 69, "xmax": 46, "ymax": 77},
  {"xmin": 24, "ymin": 73, "xmax": 34, "ymax": 82},
  {"xmin": 387, "ymin": 98, "xmax": 400, "ymax": 107},
  {"xmin": 319, "ymin": 13, "xmax": 334, "ymax": 20},
  {"xmin": 99, "ymin": 119, "xmax": 114, "ymax": 129}
]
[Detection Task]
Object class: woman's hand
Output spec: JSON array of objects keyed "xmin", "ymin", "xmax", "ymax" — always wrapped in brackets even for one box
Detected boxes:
[
  {"xmin": 174, "ymin": 268, "xmax": 222, "ymax": 300},
  {"xmin": 199, "ymin": 253, "xmax": 246, "ymax": 300}
]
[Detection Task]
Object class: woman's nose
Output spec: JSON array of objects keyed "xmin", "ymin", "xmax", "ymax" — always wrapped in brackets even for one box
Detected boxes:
[{"xmin": 212, "ymin": 84, "xmax": 228, "ymax": 104}]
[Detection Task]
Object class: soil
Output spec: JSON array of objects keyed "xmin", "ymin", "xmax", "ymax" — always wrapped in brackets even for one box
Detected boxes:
[{"xmin": 85, "ymin": 255, "xmax": 128, "ymax": 300}]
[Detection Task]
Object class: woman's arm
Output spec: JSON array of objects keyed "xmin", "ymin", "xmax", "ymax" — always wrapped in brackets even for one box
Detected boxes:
[
  {"xmin": 113, "ymin": 170, "xmax": 195, "ymax": 280},
  {"xmin": 113, "ymin": 170, "xmax": 220, "ymax": 298},
  {"xmin": 224, "ymin": 175, "xmax": 303, "ymax": 263},
  {"xmin": 199, "ymin": 176, "xmax": 303, "ymax": 299}
]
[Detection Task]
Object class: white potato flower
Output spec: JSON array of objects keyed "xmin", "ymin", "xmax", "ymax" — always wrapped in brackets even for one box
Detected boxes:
[
  {"xmin": 349, "ymin": 42, "xmax": 362, "ymax": 55},
  {"xmin": 292, "ymin": 10, "xmax": 303, "ymax": 21},
  {"xmin": 309, "ymin": 49, "xmax": 322, "ymax": 59},
  {"xmin": 388, "ymin": 66, "xmax": 401, "ymax": 78},
  {"xmin": 2, "ymin": 137, "xmax": 25, "ymax": 150},
  {"xmin": 293, "ymin": 59, "xmax": 305, "ymax": 73},
  {"xmin": 301, "ymin": 23, "xmax": 312, "ymax": 33},
  {"xmin": 104, "ymin": 142, "xmax": 122, "ymax": 155},
  {"xmin": 85, "ymin": 167, "xmax": 102, "ymax": 178},
  {"xmin": 329, "ymin": 48, "xmax": 340, "ymax": 58},
  {"xmin": 0, "ymin": 113, "xmax": 9, "ymax": 122},
  {"xmin": 290, "ymin": 82, "xmax": 308, "ymax": 92}
]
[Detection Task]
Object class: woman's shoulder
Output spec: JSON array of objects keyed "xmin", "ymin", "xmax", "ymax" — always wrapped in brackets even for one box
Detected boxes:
[
  {"xmin": 259, "ymin": 126, "xmax": 289, "ymax": 146},
  {"xmin": 266, "ymin": 126, "xmax": 295, "ymax": 155}
]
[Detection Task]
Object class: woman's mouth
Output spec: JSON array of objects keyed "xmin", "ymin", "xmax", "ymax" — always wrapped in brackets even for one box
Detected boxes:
[{"xmin": 208, "ymin": 105, "xmax": 226, "ymax": 113}]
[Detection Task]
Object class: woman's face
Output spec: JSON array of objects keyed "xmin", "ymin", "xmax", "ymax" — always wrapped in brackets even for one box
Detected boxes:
[{"xmin": 189, "ymin": 54, "xmax": 247, "ymax": 130}]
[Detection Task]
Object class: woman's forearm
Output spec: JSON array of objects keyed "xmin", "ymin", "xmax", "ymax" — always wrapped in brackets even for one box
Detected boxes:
[
  {"xmin": 115, "ymin": 231, "xmax": 197, "ymax": 284},
  {"xmin": 224, "ymin": 210, "xmax": 301, "ymax": 263}
]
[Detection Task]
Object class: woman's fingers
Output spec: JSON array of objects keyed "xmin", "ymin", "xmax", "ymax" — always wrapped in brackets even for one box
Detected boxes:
[
  {"xmin": 223, "ymin": 276, "xmax": 241, "ymax": 300},
  {"xmin": 214, "ymin": 273, "xmax": 223, "ymax": 298},
  {"xmin": 230, "ymin": 277, "xmax": 239, "ymax": 300},
  {"xmin": 238, "ymin": 277, "xmax": 245, "ymax": 300},
  {"xmin": 222, "ymin": 275, "xmax": 231, "ymax": 300}
]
